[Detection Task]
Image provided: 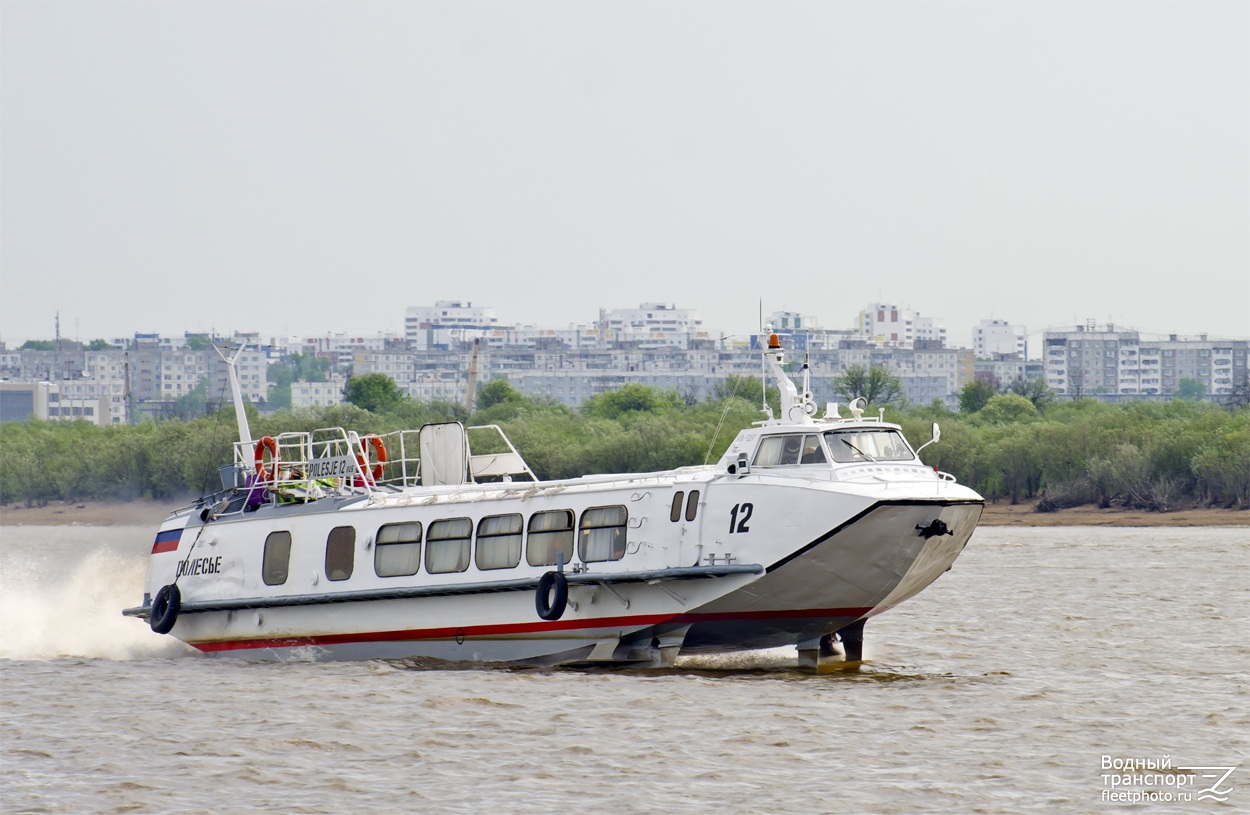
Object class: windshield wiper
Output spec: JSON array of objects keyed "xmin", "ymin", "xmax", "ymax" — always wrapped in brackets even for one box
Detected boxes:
[{"xmin": 840, "ymin": 439, "xmax": 877, "ymax": 462}]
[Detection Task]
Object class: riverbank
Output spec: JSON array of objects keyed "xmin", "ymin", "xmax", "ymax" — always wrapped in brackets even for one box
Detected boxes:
[
  {"xmin": 1, "ymin": 498, "xmax": 1245, "ymax": 528},
  {"xmin": 1, "ymin": 499, "xmax": 189, "ymax": 527},
  {"xmin": 977, "ymin": 501, "xmax": 1247, "ymax": 527}
]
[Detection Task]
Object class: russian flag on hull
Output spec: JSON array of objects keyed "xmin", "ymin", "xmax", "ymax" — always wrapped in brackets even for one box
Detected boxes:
[{"xmin": 151, "ymin": 529, "xmax": 182, "ymax": 554}]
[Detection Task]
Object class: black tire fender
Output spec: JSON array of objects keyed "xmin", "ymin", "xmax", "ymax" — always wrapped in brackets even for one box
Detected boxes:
[
  {"xmin": 149, "ymin": 583, "xmax": 181, "ymax": 635},
  {"xmin": 535, "ymin": 571, "xmax": 568, "ymax": 621}
]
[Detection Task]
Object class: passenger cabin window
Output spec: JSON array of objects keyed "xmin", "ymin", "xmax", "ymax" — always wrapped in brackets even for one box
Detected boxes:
[
  {"xmin": 753, "ymin": 434, "xmax": 827, "ymax": 466},
  {"xmin": 527, "ymin": 510, "xmax": 574, "ymax": 567},
  {"xmin": 426, "ymin": 518, "xmax": 472, "ymax": 574},
  {"xmin": 476, "ymin": 514, "xmax": 523, "ymax": 570},
  {"xmin": 670, "ymin": 491, "xmax": 684, "ymax": 522},
  {"xmin": 263, "ymin": 531, "xmax": 292, "ymax": 586},
  {"xmin": 375, "ymin": 522, "xmax": 422, "ymax": 577},
  {"xmin": 579, "ymin": 505, "xmax": 627, "ymax": 562},
  {"xmin": 824, "ymin": 429, "xmax": 915, "ymax": 463},
  {"xmin": 685, "ymin": 490, "xmax": 700, "ymax": 521},
  {"xmin": 325, "ymin": 526, "xmax": 355, "ymax": 581}
]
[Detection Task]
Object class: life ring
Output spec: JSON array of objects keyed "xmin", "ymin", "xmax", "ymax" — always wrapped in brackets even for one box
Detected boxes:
[
  {"xmin": 254, "ymin": 436, "xmax": 279, "ymax": 481},
  {"xmin": 149, "ymin": 583, "xmax": 181, "ymax": 634},
  {"xmin": 356, "ymin": 435, "xmax": 387, "ymax": 482},
  {"xmin": 535, "ymin": 571, "xmax": 568, "ymax": 621}
]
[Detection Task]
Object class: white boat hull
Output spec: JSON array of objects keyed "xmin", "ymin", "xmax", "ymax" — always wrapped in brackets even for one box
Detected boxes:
[
  {"xmin": 133, "ymin": 492, "xmax": 980, "ymax": 665},
  {"xmin": 123, "ymin": 343, "xmax": 986, "ymax": 667}
]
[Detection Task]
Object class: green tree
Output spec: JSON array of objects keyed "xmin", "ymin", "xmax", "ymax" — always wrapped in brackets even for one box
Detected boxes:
[
  {"xmin": 711, "ymin": 374, "xmax": 780, "ymax": 417},
  {"xmin": 1174, "ymin": 378, "xmax": 1206, "ymax": 401},
  {"xmin": 1223, "ymin": 382, "xmax": 1250, "ymax": 410},
  {"xmin": 831, "ymin": 365, "xmax": 905, "ymax": 407},
  {"xmin": 477, "ymin": 378, "xmax": 524, "ymax": 411},
  {"xmin": 267, "ymin": 383, "xmax": 292, "ymax": 410},
  {"xmin": 1192, "ymin": 425, "xmax": 1250, "ymax": 506},
  {"xmin": 1005, "ymin": 376, "xmax": 1055, "ymax": 411},
  {"xmin": 344, "ymin": 373, "xmax": 404, "ymax": 414},
  {"xmin": 582, "ymin": 383, "xmax": 683, "ymax": 420},
  {"xmin": 86, "ymin": 339, "xmax": 112, "ymax": 351},
  {"xmin": 184, "ymin": 335, "xmax": 210, "ymax": 351},
  {"xmin": 19, "ymin": 340, "xmax": 54, "ymax": 351},
  {"xmin": 983, "ymin": 425, "xmax": 1045, "ymax": 504},
  {"xmin": 977, "ymin": 393, "xmax": 1039, "ymax": 425},
  {"xmin": 959, "ymin": 380, "xmax": 996, "ymax": 414}
]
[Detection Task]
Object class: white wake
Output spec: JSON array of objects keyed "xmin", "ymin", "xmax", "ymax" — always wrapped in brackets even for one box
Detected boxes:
[{"xmin": 0, "ymin": 546, "xmax": 197, "ymax": 660}]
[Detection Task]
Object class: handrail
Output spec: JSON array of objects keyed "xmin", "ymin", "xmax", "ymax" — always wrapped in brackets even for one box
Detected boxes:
[{"xmin": 225, "ymin": 422, "xmax": 537, "ymax": 508}]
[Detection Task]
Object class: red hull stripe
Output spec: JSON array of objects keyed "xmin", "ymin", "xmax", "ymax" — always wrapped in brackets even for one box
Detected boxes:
[
  {"xmin": 151, "ymin": 529, "xmax": 182, "ymax": 554},
  {"xmin": 190, "ymin": 606, "xmax": 873, "ymax": 653}
]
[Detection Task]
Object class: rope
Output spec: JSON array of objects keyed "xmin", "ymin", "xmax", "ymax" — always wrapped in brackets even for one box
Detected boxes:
[
  {"xmin": 175, "ymin": 373, "xmax": 235, "ymax": 588},
  {"xmin": 703, "ymin": 376, "xmax": 747, "ymax": 465},
  {"xmin": 195, "ymin": 374, "xmax": 234, "ymax": 501}
]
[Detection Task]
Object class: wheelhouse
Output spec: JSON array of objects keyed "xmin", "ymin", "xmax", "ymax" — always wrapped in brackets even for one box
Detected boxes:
[{"xmin": 748, "ymin": 426, "xmax": 919, "ymax": 468}]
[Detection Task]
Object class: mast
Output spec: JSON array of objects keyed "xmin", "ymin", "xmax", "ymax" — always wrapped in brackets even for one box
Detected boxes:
[
  {"xmin": 215, "ymin": 343, "xmax": 253, "ymax": 444},
  {"xmin": 763, "ymin": 330, "xmax": 814, "ymax": 425}
]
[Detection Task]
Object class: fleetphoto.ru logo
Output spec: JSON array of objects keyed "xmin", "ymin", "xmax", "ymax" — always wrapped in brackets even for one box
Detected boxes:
[{"xmin": 1101, "ymin": 755, "xmax": 1238, "ymax": 804}]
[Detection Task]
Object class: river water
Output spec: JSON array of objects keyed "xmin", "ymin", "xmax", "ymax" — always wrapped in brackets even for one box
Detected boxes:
[{"xmin": 1, "ymin": 524, "xmax": 1246, "ymax": 814}]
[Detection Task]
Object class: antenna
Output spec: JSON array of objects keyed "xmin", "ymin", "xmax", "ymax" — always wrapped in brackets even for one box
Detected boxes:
[{"xmin": 759, "ymin": 299, "xmax": 766, "ymax": 411}]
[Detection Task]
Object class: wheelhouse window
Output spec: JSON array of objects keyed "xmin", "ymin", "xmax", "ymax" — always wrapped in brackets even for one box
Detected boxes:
[
  {"xmin": 325, "ymin": 526, "xmax": 355, "ymax": 581},
  {"xmin": 799, "ymin": 437, "xmax": 827, "ymax": 464},
  {"xmin": 753, "ymin": 434, "xmax": 827, "ymax": 466},
  {"xmin": 578, "ymin": 505, "xmax": 627, "ymax": 562},
  {"xmin": 426, "ymin": 518, "xmax": 472, "ymax": 574},
  {"xmin": 476, "ymin": 514, "xmax": 522, "ymax": 570},
  {"xmin": 375, "ymin": 522, "xmax": 422, "ymax": 577},
  {"xmin": 685, "ymin": 490, "xmax": 700, "ymax": 521},
  {"xmin": 263, "ymin": 531, "xmax": 292, "ymax": 586},
  {"xmin": 527, "ymin": 509, "xmax": 574, "ymax": 567},
  {"xmin": 670, "ymin": 491, "xmax": 684, "ymax": 522},
  {"xmin": 824, "ymin": 429, "xmax": 915, "ymax": 463}
]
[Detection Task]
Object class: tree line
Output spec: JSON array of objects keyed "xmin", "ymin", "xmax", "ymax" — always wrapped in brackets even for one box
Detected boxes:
[{"xmin": 2, "ymin": 370, "xmax": 1245, "ymax": 512}]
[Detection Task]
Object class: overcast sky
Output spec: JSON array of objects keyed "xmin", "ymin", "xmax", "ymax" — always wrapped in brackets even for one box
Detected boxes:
[{"xmin": 2, "ymin": 1, "xmax": 1247, "ymax": 350}]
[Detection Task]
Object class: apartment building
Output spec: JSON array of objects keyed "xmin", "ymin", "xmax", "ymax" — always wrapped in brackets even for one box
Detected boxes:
[
  {"xmin": 973, "ymin": 319, "xmax": 1027, "ymax": 358},
  {"xmin": 857, "ymin": 303, "xmax": 947, "ymax": 349},
  {"xmin": 405, "ymin": 301, "xmax": 499, "ymax": 350},
  {"xmin": 1043, "ymin": 324, "xmax": 1248, "ymax": 399},
  {"xmin": 974, "ymin": 355, "xmax": 1045, "ymax": 389},
  {"xmin": 348, "ymin": 338, "xmax": 976, "ymax": 410},
  {"xmin": 0, "ymin": 382, "xmax": 108, "ymax": 426},
  {"xmin": 601, "ymin": 302, "xmax": 709, "ymax": 348},
  {"xmin": 291, "ymin": 376, "xmax": 348, "ymax": 409},
  {"xmin": 838, "ymin": 344, "xmax": 974, "ymax": 406},
  {"xmin": 59, "ymin": 378, "xmax": 128, "ymax": 424}
]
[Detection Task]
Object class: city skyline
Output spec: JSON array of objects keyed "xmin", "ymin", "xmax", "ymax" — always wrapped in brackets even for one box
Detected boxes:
[
  {"xmin": 3, "ymin": 298, "xmax": 1244, "ymax": 357},
  {"xmin": 2, "ymin": 3, "xmax": 1247, "ymax": 347}
]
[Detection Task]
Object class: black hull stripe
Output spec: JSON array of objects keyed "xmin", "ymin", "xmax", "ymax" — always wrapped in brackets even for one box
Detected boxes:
[
  {"xmin": 123, "ymin": 564, "xmax": 763, "ymax": 618},
  {"xmin": 764, "ymin": 498, "xmax": 984, "ymax": 574}
]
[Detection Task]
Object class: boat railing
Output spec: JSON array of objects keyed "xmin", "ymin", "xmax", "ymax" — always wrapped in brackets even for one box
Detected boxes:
[
  {"xmin": 365, "ymin": 425, "xmax": 536, "ymax": 487},
  {"xmin": 372, "ymin": 429, "xmax": 422, "ymax": 488},
  {"xmin": 229, "ymin": 427, "xmax": 380, "ymax": 500},
  {"xmin": 466, "ymin": 424, "xmax": 537, "ymax": 482},
  {"xmin": 220, "ymin": 423, "xmax": 535, "ymax": 513}
]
